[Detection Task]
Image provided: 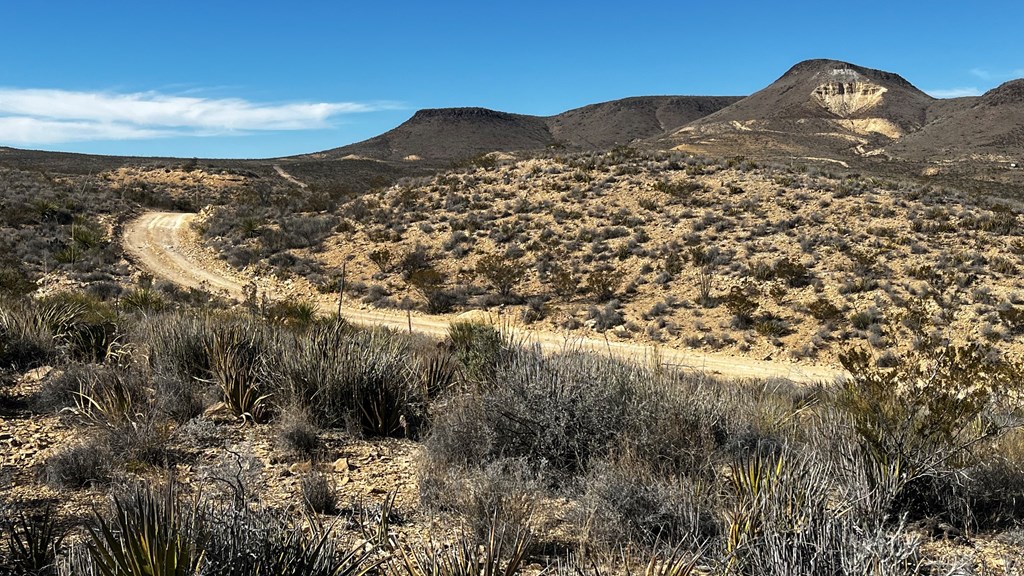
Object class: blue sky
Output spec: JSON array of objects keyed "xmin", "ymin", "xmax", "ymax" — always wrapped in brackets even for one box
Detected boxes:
[{"xmin": 1, "ymin": 1, "xmax": 1021, "ymax": 159}]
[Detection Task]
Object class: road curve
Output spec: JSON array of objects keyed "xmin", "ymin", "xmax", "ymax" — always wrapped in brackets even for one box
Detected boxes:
[{"xmin": 123, "ymin": 212, "xmax": 847, "ymax": 384}]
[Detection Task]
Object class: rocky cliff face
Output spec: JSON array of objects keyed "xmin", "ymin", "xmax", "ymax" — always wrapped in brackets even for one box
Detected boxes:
[{"xmin": 810, "ymin": 69, "xmax": 888, "ymax": 117}]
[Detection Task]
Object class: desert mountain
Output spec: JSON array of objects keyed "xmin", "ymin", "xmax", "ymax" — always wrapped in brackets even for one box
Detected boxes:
[
  {"xmin": 314, "ymin": 96, "xmax": 741, "ymax": 163},
  {"xmin": 665, "ymin": 59, "xmax": 936, "ymax": 157},
  {"xmin": 547, "ymin": 96, "xmax": 742, "ymax": 149},
  {"xmin": 317, "ymin": 107, "xmax": 555, "ymax": 163},
  {"xmin": 889, "ymin": 79, "xmax": 1024, "ymax": 162}
]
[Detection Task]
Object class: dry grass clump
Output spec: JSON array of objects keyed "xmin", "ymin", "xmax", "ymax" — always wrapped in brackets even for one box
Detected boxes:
[{"xmin": 2, "ymin": 292, "xmax": 1022, "ymax": 574}]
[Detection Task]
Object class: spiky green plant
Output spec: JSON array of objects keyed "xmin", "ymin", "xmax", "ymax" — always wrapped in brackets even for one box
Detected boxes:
[
  {"xmin": 3, "ymin": 505, "xmax": 66, "ymax": 575},
  {"xmin": 86, "ymin": 483, "xmax": 203, "ymax": 576},
  {"xmin": 67, "ymin": 370, "xmax": 143, "ymax": 430},
  {"xmin": 208, "ymin": 331, "xmax": 270, "ymax": 424},
  {"xmin": 120, "ymin": 288, "xmax": 167, "ymax": 314},
  {"xmin": 274, "ymin": 324, "xmax": 421, "ymax": 437},
  {"xmin": 197, "ymin": 504, "xmax": 380, "ymax": 576},
  {"xmin": 397, "ymin": 520, "xmax": 531, "ymax": 576}
]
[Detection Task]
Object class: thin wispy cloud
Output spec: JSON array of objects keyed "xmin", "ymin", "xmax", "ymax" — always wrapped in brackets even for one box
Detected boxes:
[
  {"xmin": 926, "ymin": 87, "xmax": 982, "ymax": 99},
  {"xmin": 969, "ymin": 67, "xmax": 1024, "ymax": 82},
  {"xmin": 0, "ymin": 88, "xmax": 399, "ymax": 145}
]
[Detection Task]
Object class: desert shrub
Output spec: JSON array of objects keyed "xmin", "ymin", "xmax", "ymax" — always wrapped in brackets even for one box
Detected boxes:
[
  {"xmin": 655, "ymin": 179, "xmax": 704, "ymax": 198},
  {"xmin": 838, "ymin": 345, "xmax": 1023, "ymax": 524},
  {"xmin": 447, "ymin": 321, "xmax": 507, "ymax": 383},
  {"xmin": 367, "ymin": 248, "xmax": 394, "ymax": 274},
  {"xmin": 694, "ymin": 265, "xmax": 715, "ymax": 307},
  {"xmin": 424, "ymin": 349, "xmax": 634, "ymax": 486},
  {"xmin": 849, "ymin": 309, "xmax": 879, "ymax": 330},
  {"xmin": 547, "ymin": 265, "xmax": 578, "ymax": 300},
  {"xmin": 586, "ymin": 301, "xmax": 625, "ymax": 332},
  {"xmin": 580, "ymin": 456, "xmax": 718, "ymax": 549},
  {"xmin": 44, "ymin": 437, "xmax": 113, "ymax": 489},
  {"xmin": 772, "ymin": 257, "xmax": 812, "ymax": 288},
  {"xmin": 0, "ymin": 255, "xmax": 37, "ymax": 297},
  {"xmin": 724, "ymin": 451, "xmax": 925, "ymax": 575},
  {"xmin": 585, "ymin": 267, "xmax": 623, "ymax": 303},
  {"xmin": 274, "ymin": 322, "xmax": 424, "ymax": 437},
  {"xmin": 133, "ymin": 312, "xmax": 218, "ymax": 422},
  {"xmin": 406, "ymin": 267, "xmax": 453, "ymax": 313},
  {"xmin": 754, "ymin": 312, "xmax": 790, "ymax": 338},
  {"xmin": 806, "ymin": 297, "xmax": 842, "ymax": 322},
  {"xmin": 262, "ymin": 299, "xmax": 319, "ymax": 329},
  {"xmin": 276, "ymin": 405, "xmax": 322, "ymax": 460},
  {"xmin": 723, "ymin": 284, "xmax": 759, "ymax": 328},
  {"xmin": 300, "ymin": 472, "xmax": 338, "ymax": 515},
  {"xmin": 419, "ymin": 456, "xmax": 540, "ymax": 543},
  {"xmin": 196, "ymin": 498, "xmax": 377, "ymax": 576},
  {"xmin": 475, "ymin": 253, "xmax": 527, "ymax": 300}
]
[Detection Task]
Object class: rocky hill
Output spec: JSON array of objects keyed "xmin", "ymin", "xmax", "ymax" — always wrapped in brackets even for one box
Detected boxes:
[
  {"xmin": 889, "ymin": 79, "xmax": 1024, "ymax": 162},
  {"xmin": 547, "ymin": 96, "xmax": 743, "ymax": 149},
  {"xmin": 664, "ymin": 59, "xmax": 936, "ymax": 157},
  {"xmin": 315, "ymin": 96, "xmax": 741, "ymax": 163}
]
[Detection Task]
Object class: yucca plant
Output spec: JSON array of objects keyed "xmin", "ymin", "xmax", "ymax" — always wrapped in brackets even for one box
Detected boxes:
[
  {"xmin": 420, "ymin": 352, "xmax": 458, "ymax": 400},
  {"xmin": 198, "ymin": 503, "xmax": 379, "ymax": 576},
  {"xmin": 3, "ymin": 504, "xmax": 66, "ymax": 575},
  {"xmin": 256, "ymin": 527, "xmax": 379, "ymax": 576},
  {"xmin": 120, "ymin": 288, "xmax": 167, "ymax": 315},
  {"xmin": 397, "ymin": 520, "xmax": 531, "ymax": 576},
  {"xmin": 67, "ymin": 370, "xmax": 143, "ymax": 430},
  {"xmin": 86, "ymin": 482, "xmax": 203, "ymax": 576},
  {"xmin": 642, "ymin": 546, "xmax": 703, "ymax": 576},
  {"xmin": 208, "ymin": 331, "xmax": 270, "ymax": 424},
  {"xmin": 357, "ymin": 491, "xmax": 397, "ymax": 549},
  {"xmin": 275, "ymin": 325, "xmax": 421, "ymax": 437}
]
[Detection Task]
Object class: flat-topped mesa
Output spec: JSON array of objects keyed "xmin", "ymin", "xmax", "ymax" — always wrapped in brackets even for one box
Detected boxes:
[
  {"xmin": 782, "ymin": 59, "xmax": 918, "ymax": 89},
  {"xmin": 408, "ymin": 107, "xmax": 524, "ymax": 122}
]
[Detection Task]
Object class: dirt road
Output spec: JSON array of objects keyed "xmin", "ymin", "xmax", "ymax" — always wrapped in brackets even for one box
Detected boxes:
[
  {"xmin": 273, "ymin": 164, "xmax": 308, "ymax": 189},
  {"xmin": 122, "ymin": 212, "xmax": 847, "ymax": 384}
]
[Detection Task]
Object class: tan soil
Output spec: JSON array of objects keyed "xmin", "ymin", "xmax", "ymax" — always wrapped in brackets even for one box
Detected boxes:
[{"xmin": 122, "ymin": 211, "xmax": 845, "ymax": 384}]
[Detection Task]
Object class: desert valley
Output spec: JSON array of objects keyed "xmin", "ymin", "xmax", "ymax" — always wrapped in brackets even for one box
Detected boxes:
[{"xmin": 2, "ymin": 57, "xmax": 1024, "ymax": 574}]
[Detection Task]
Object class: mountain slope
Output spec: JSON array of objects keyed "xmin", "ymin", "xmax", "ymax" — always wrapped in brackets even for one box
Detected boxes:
[
  {"xmin": 665, "ymin": 59, "xmax": 935, "ymax": 156},
  {"xmin": 890, "ymin": 79, "xmax": 1024, "ymax": 161},
  {"xmin": 547, "ymin": 96, "xmax": 743, "ymax": 149},
  {"xmin": 317, "ymin": 107, "xmax": 555, "ymax": 163},
  {"xmin": 315, "ymin": 96, "xmax": 741, "ymax": 163}
]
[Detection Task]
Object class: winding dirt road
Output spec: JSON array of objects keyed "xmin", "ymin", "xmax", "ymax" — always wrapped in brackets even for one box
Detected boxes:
[{"xmin": 122, "ymin": 212, "xmax": 847, "ymax": 384}]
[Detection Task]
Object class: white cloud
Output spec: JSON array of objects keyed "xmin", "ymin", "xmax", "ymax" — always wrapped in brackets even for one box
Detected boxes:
[
  {"xmin": 969, "ymin": 68, "xmax": 1024, "ymax": 82},
  {"xmin": 0, "ymin": 87, "xmax": 397, "ymax": 145},
  {"xmin": 926, "ymin": 87, "xmax": 982, "ymax": 98},
  {"xmin": 0, "ymin": 117, "xmax": 175, "ymax": 145}
]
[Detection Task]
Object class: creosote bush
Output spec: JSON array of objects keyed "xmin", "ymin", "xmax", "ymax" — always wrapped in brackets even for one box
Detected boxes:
[{"xmin": 837, "ymin": 343, "xmax": 1023, "ymax": 525}]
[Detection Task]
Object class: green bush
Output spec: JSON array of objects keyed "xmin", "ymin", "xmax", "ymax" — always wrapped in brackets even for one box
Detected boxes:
[
  {"xmin": 838, "ymin": 345, "xmax": 1023, "ymax": 523},
  {"xmin": 476, "ymin": 253, "xmax": 527, "ymax": 299}
]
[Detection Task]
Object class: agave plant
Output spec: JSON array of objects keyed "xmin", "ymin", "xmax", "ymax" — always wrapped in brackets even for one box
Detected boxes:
[
  {"xmin": 86, "ymin": 482, "xmax": 203, "ymax": 576},
  {"xmin": 3, "ymin": 504, "xmax": 67, "ymax": 575},
  {"xmin": 208, "ymin": 331, "xmax": 271, "ymax": 424},
  {"xmin": 398, "ymin": 520, "xmax": 531, "ymax": 576}
]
